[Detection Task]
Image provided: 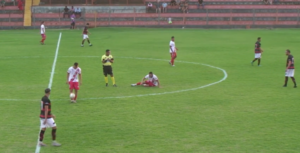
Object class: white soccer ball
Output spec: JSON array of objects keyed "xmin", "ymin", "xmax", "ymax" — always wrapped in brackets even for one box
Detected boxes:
[{"xmin": 70, "ymin": 93, "xmax": 75, "ymax": 98}]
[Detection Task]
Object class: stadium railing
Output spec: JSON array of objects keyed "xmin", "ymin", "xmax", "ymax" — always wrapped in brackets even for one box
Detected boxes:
[
  {"xmin": 31, "ymin": 7, "xmax": 300, "ymax": 29},
  {"xmin": 39, "ymin": 0, "xmax": 145, "ymax": 5}
]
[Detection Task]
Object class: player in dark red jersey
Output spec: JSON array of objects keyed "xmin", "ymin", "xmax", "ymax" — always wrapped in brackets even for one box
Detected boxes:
[
  {"xmin": 39, "ymin": 88, "xmax": 61, "ymax": 147},
  {"xmin": 81, "ymin": 23, "xmax": 92, "ymax": 47},
  {"xmin": 251, "ymin": 37, "xmax": 263, "ymax": 66},
  {"xmin": 283, "ymin": 49, "xmax": 297, "ymax": 88}
]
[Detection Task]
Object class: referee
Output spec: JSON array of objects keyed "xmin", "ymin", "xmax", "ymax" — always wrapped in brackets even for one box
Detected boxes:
[{"xmin": 102, "ymin": 49, "xmax": 117, "ymax": 87}]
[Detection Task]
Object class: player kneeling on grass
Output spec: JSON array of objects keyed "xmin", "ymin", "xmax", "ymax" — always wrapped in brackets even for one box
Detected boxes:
[
  {"xmin": 131, "ymin": 72, "xmax": 160, "ymax": 87},
  {"xmin": 39, "ymin": 88, "xmax": 61, "ymax": 147},
  {"xmin": 81, "ymin": 23, "xmax": 92, "ymax": 47}
]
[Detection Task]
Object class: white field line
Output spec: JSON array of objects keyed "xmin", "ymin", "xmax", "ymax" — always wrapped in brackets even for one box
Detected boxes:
[
  {"xmin": 35, "ymin": 32, "xmax": 62, "ymax": 153},
  {"xmin": 0, "ymin": 56, "xmax": 227, "ymax": 101}
]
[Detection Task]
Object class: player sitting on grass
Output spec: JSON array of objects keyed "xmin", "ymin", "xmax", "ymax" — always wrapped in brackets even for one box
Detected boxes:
[{"xmin": 131, "ymin": 72, "xmax": 160, "ymax": 87}]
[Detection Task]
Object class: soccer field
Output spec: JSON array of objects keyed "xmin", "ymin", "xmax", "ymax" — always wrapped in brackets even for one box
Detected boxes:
[{"xmin": 1, "ymin": 28, "xmax": 300, "ymax": 153}]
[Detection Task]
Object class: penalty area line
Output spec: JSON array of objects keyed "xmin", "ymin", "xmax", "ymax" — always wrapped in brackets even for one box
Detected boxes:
[{"xmin": 35, "ymin": 32, "xmax": 62, "ymax": 153}]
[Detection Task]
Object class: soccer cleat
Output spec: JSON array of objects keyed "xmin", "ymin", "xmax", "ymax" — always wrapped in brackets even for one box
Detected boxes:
[
  {"xmin": 172, "ymin": 65, "xmax": 175, "ymax": 67},
  {"xmin": 113, "ymin": 84, "xmax": 117, "ymax": 87},
  {"xmin": 283, "ymin": 85, "xmax": 287, "ymax": 87},
  {"xmin": 258, "ymin": 65, "xmax": 261, "ymax": 67},
  {"xmin": 251, "ymin": 61, "xmax": 253, "ymax": 66},
  {"xmin": 131, "ymin": 84, "xmax": 136, "ymax": 87},
  {"xmin": 39, "ymin": 141, "xmax": 46, "ymax": 146},
  {"xmin": 73, "ymin": 100, "xmax": 77, "ymax": 103},
  {"xmin": 52, "ymin": 141, "xmax": 61, "ymax": 147},
  {"xmin": 106, "ymin": 83, "xmax": 108, "ymax": 87},
  {"xmin": 89, "ymin": 44, "xmax": 93, "ymax": 46},
  {"xmin": 81, "ymin": 44, "xmax": 84, "ymax": 47},
  {"xmin": 169, "ymin": 61, "xmax": 171, "ymax": 65},
  {"xmin": 294, "ymin": 85, "xmax": 297, "ymax": 88}
]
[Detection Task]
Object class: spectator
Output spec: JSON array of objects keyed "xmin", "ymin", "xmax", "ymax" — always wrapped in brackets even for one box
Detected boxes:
[
  {"xmin": 170, "ymin": 0, "xmax": 176, "ymax": 6},
  {"xmin": 1, "ymin": 0, "xmax": 5, "ymax": 8},
  {"xmin": 147, "ymin": 2, "xmax": 153, "ymax": 13},
  {"xmin": 162, "ymin": 2, "xmax": 168, "ymax": 13},
  {"xmin": 198, "ymin": 0, "xmax": 204, "ymax": 9},
  {"xmin": 268, "ymin": 0, "xmax": 273, "ymax": 4},
  {"xmin": 181, "ymin": 0, "xmax": 188, "ymax": 13},
  {"xmin": 63, "ymin": 6, "xmax": 70, "ymax": 18},
  {"xmin": 184, "ymin": 1, "xmax": 189, "ymax": 13},
  {"xmin": 168, "ymin": 17, "xmax": 172, "ymax": 24},
  {"xmin": 70, "ymin": 6, "xmax": 74, "ymax": 14},
  {"xmin": 75, "ymin": 7, "xmax": 81, "ymax": 17},
  {"xmin": 17, "ymin": 0, "xmax": 23, "ymax": 10},
  {"xmin": 156, "ymin": 0, "xmax": 161, "ymax": 13},
  {"xmin": 176, "ymin": 0, "xmax": 181, "ymax": 6},
  {"xmin": 70, "ymin": 13, "xmax": 75, "ymax": 29}
]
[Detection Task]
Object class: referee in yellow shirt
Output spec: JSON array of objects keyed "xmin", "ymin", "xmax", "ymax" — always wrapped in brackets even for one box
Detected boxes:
[{"xmin": 102, "ymin": 49, "xmax": 117, "ymax": 87}]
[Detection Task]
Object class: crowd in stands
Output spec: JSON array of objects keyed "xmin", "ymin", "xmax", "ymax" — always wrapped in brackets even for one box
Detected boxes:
[
  {"xmin": 263, "ymin": 0, "xmax": 279, "ymax": 5},
  {"xmin": 63, "ymin": 6, "xmax": 81, "ymax": 18},
  {"xmin": 1, "ymin": 0, "xmax": 23, "ymax": 10},
  {"xmin": 147, "ymin": 0, "xmax": 204, "ymax": 13}
]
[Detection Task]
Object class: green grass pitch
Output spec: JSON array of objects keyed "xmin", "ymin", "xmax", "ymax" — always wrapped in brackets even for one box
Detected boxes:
[{"xmin": 0, "ymin": 28, "xmax": 300, "ymax": 153}]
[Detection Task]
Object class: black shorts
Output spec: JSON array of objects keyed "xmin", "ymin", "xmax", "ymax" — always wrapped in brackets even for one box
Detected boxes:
[
  {"xmin": 103, "ymin": 66, "xmax": 113, "ymax": 75},
  {"xmin": 71, "ymin": 22, "xmax": 75, "ymax": 26}
]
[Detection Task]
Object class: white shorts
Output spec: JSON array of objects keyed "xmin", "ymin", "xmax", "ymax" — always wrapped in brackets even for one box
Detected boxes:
[
  {"xmin": 83, "ymin": 34, "xmax": 89, "ymax": 39},
  {"xmin": 40, "ymin": 118, "xmax": 57, "ymax": 128},
  {"xmin": 255, "ymin": 53, "xmax": 261, "ymax": 59},
  {"xmin": 285, "ymin": 69, "xmax": 295, "ymax": 77}
]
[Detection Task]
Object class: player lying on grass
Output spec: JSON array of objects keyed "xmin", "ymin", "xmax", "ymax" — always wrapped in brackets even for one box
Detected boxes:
[{"xmin": 131, "ymin": 72, "xmax": 160, "ymax": 87}]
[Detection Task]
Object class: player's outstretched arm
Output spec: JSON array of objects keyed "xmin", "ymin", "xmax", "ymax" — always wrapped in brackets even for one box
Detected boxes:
[
  {"xmin": 141, "ymin": 78, "xmax": 146, "ymax": 84},
  {"xmin": 43, "ymin": 105, "xmax": 48, "ymax": 125},
  {"xmin": 79, "ymin": 74, "xmax": 82, "ymax": 85},
  {"xmin": 286, "ymin": 60, "xmax": 292, "ymax": 71},
  {"xmin": 66, "ymin": 73, "xmax": 70, "ymax": 84},
  {"xmin": 157, "ymin": 80, "xmax": 160, "ymax": 88},
  {"xmin": 170, "ymin": 46, "xmax": 173, "ymax": 52}
]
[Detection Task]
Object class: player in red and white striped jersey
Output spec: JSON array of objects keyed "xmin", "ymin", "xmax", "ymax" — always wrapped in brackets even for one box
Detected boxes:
[
  {"xmin": 66, "ymin": 62, "xmax": 82, "ymax": 103},
  {"xmin": 169, "ymin": 36, "xmax": 178, "ymax": 66},
  {"xmin": 40, "ymin": 21, "xmax": 46, "ymax": 45},
  {"xmin": 131, "ymin": 72, "xmax": 160, "ymax": 87}
]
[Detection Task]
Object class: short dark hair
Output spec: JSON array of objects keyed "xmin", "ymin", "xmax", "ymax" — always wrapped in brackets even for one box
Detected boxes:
[
  {"xmin": 106, "ymin": 49, "xmax": 110, "ymax": 52},
  {"xmin": 258, "ymin": 37, "xmax": 261, "ymax": 40},
  {"xmin": 149, "ymin": 72, "xmax": 153, "ymax": 74},
  {"xmin": 86, "ymin": 23, "xmax": 89, "ymax": 25},
  {"xmin": 286, "ymin": 49, "xmax": 291, "ymax": 53},
  {"xmin": 74, "ymin": 62, "xmax": 78, "ymax": 66},
  {"xmin": 45, "ymin": 88, "xmax": 51, "ymax": 94},
  {"xmin": 171, "ymin": 36, "xmax": 174, "ymax": 39},
  {"xmin": 41, "ymin": 21, "xmax": 44, "ymax": 24}
]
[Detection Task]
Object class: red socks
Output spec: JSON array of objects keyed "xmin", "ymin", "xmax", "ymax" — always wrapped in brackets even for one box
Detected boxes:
[
  {"xmin": 137, "ymin": 82, "xmax": 141, "ymax": 85},
  {"xmin": 171, "ymin": 58, "xmax": 175, "ymax": 65}
]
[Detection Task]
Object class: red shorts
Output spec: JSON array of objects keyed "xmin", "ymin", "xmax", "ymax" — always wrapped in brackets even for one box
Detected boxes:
[
  {"xmin": 172, "ymin": 52, "xmax": 177, "ymax": 58},
  {"xmin": 41, "ymin": 34, "xmax": 46, "ymax": 39},
  {"xmin": 69, "ymin": 81, "xmax": 79, "ymax": 90},
  {"xmin": 144, "ymin": 80, "xmax": 156, "ymax": 87}
]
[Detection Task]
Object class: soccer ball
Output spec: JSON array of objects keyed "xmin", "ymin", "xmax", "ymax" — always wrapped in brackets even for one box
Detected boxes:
[{"xmin": 70, "ymin": 93, "xmax": 75, "ymax": 99}]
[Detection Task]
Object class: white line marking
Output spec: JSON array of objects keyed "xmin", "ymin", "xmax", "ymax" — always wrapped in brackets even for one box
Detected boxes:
[
  {"xmin": 0, "ymin": 56, "xmax": 227, "ymax": 101},
  {"xmin": 35, "ymin": 32, "xmax": 62, "ymax": 153}
]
